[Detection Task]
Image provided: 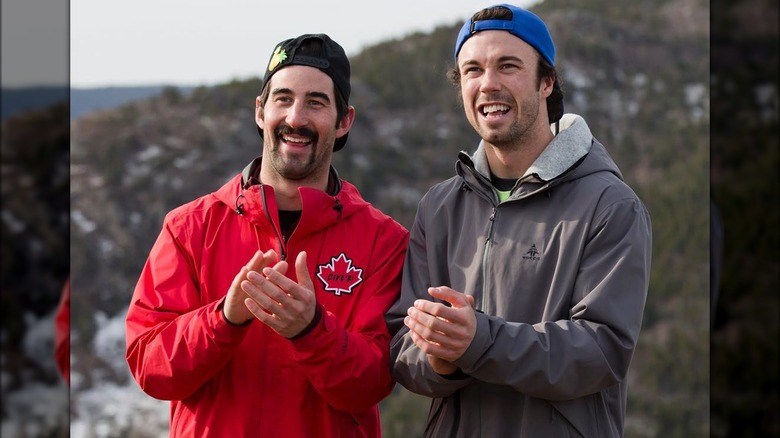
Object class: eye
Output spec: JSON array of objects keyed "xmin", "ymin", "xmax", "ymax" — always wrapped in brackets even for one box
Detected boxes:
[{"xmin": 462, "ymin": 66, "xmax": 482, "ymax": 76}]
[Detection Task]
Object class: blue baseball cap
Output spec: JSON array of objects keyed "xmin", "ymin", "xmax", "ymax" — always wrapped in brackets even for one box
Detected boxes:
[{"xmin": 454, "ymin": 4, "xmax": 555, "ymax": 67}]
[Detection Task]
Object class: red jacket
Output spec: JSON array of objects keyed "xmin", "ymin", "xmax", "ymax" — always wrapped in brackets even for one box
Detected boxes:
[{"xmin": 126, "ymin": 163, "xmax": 408, "ymax": 437}]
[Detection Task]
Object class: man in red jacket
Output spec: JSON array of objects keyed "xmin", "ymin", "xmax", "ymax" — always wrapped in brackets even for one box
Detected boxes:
[{"xmin": 125, "ymin": 33, "xmax": 409, "ymax": 437}]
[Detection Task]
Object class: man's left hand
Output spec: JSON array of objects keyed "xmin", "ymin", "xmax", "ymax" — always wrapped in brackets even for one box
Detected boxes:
[{"xmin": 241, "ymin": 251, "xmax": 317, "ymax": 338}]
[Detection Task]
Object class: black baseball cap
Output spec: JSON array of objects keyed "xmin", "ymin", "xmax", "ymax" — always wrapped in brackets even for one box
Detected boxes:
[{"xmin": 257, "ymin": 33, "xmax": 351, "ymax": 151}]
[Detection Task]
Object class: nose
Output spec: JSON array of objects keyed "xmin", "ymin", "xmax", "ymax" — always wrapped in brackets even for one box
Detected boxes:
[
  {"xmin": 479, "ymin": 68, "xmax": 501, "ymax": 93},
  {"xmin": 285, "ymin": 100, "xmax": 308, "ymax": 128}
]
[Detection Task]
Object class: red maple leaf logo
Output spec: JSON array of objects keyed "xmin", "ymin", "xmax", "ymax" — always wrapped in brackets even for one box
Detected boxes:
[{"xmin": 316, "ymin": 253, "xmax": 364, "ymax": 296}]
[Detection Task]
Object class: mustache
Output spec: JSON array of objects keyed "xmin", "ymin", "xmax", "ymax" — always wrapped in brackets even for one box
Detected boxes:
[{"xmin": 275, "ymin": 124, "xmax": 317, "ymax": 140}]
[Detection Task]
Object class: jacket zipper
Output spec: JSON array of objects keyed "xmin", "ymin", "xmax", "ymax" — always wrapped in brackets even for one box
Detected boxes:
[
  {"xmin": 259, "ymin": 185, "xmax": 287, "ymax": 261},
  {"xmin": 462, "ymin": 166, "xmax": 503, "ymax": 314},
  {"xmin": 481, "ymin": 206, "xmax": 498, "ymax": 313}
]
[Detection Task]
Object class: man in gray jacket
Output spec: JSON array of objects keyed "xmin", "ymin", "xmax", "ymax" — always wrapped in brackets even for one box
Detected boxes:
[{"xmin": 387, "ymin": 4, "xmax": 652, "ymax": 437}]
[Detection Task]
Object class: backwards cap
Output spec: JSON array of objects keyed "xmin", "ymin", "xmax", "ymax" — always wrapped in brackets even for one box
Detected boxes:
[
  {"xmin": 258, "ymin": 33, "xmax": 351, "ymax": 151},
  {"xmin": 454, "ymin": 4, "xmax": 555, "ymax": 66}
]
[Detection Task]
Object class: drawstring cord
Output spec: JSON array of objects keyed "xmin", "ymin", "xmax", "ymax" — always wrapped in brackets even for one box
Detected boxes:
[
  {"xmin": 235, "ymin": 194, "xmax": 246, "ymax": 215},
  {"xmin": 333, "ymin": 198, "xmax": 343, "ymax": 220}
]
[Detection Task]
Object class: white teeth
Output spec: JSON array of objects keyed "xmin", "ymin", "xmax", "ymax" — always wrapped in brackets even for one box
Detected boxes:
[
  {"xmin": 283, "ymin": 136, "xmax": 309, "ymax": 144},
  {"xmin": 482, "ymin": 104, "xmax": 509, "ymax": 115}
]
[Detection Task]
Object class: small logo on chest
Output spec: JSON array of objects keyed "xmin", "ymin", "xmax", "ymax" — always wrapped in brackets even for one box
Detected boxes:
[
  {"xmin": 522, "ymin": 244, "xmax": 541, "ymax": 261},
  {"xmin": 316, "ymin": 253, "xmax": 364, "ymax": 296}
]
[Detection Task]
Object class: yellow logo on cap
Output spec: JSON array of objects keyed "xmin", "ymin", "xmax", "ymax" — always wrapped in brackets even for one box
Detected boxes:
[{"xmin": 268, "ymin": 46, "xmax": 287, "ymax": 72}]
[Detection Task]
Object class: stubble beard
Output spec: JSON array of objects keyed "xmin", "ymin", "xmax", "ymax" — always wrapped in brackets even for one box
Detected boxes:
[
  {"xmin": 267, "ymin": 127, "xmax": 332, "ymax": 182},
  {"xmin": 474, "ymin": 94, "xmax": 542, "ymax": 153}
]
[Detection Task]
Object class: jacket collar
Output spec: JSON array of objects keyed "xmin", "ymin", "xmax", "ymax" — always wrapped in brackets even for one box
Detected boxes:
[
  {"xmin": 240, "ymin": 155, "xmax": 342, "ymax": 195},
  {"xmin": 214, "ymin": 157, "xmax": 365, "ymax": 237},
  {"xmin": 464, "ymin": 113, "xmax": 593, "ymax": 184}
]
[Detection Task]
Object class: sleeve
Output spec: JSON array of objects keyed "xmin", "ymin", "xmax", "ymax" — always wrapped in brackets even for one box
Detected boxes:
[
  {"xmin": 388, "ymin": 197, "xmax": 474, "ymax": 398},
  {"xmin": 454, "ymin": 196, "xmax": 653, "ymax": 400},
  {"xmin": 125, "ymin": 217, "xmax": 250, "ymax": 401},
  {"xmin": 291, "ymin": 223, "xmax": 409, "ymax": 413}
]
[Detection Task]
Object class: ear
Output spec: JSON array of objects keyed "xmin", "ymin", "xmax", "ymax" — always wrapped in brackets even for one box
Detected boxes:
[
  {"xmin": 540, "ymin": 74, "xmax": 555, "ymax": 99},
  {"xmin": 255, "ymin": 96, "xmax": 265, "ymax": 130},
  {"xmin": 335, "ymin": 105, "xmax": 356, "ymax": 139}
]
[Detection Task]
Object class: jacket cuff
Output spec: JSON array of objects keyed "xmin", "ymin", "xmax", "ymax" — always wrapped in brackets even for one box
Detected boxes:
[
  {"xmin": 437, "ymin": 367, "xmax": 470, "ymax": 380},
  {"xmin": 288, "ymin": 303, "xmax": 323, "ymax": 340},
  {"xmin": 216, "ymin": 297, "xmax": 252, "ymax": 328}
]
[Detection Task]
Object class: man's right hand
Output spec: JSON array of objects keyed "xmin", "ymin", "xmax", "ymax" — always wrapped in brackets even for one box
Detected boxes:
[{"xmin": 223, "ymin": 249, "xmax": 278, "ymax": 325}]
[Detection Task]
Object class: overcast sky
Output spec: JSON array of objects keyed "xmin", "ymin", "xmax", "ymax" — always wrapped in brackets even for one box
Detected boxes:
[
  {"xmin": 4, "ymin": 0, "xmax": 540, "ymax": 89},
  {"xmin": 2, "ymin": 0, "xmax": 69, "ymax": 88}
]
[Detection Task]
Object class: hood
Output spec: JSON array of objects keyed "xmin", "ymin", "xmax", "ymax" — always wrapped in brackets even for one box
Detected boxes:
[{"xmin": 457, "ymin": 114, "xmax": 623, "ymax": 197}]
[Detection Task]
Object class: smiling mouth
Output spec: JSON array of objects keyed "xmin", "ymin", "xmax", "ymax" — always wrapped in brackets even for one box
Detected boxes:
[
  {"xmin": 281, "ymin": 135, "xmax": 312, "ymax": 146},
  {"xmin": 276, "ymin": 125, "xmax": 317, "ymax": 147},
  {"xmin": 481, "ymin": 104, "xmax": 510, "ymax": 117}
]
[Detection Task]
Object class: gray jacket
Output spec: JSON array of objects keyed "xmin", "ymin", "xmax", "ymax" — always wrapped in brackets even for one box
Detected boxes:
[{"xmin": 388, "ymin": 114, "xmax": 652, "ymax": 437}]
